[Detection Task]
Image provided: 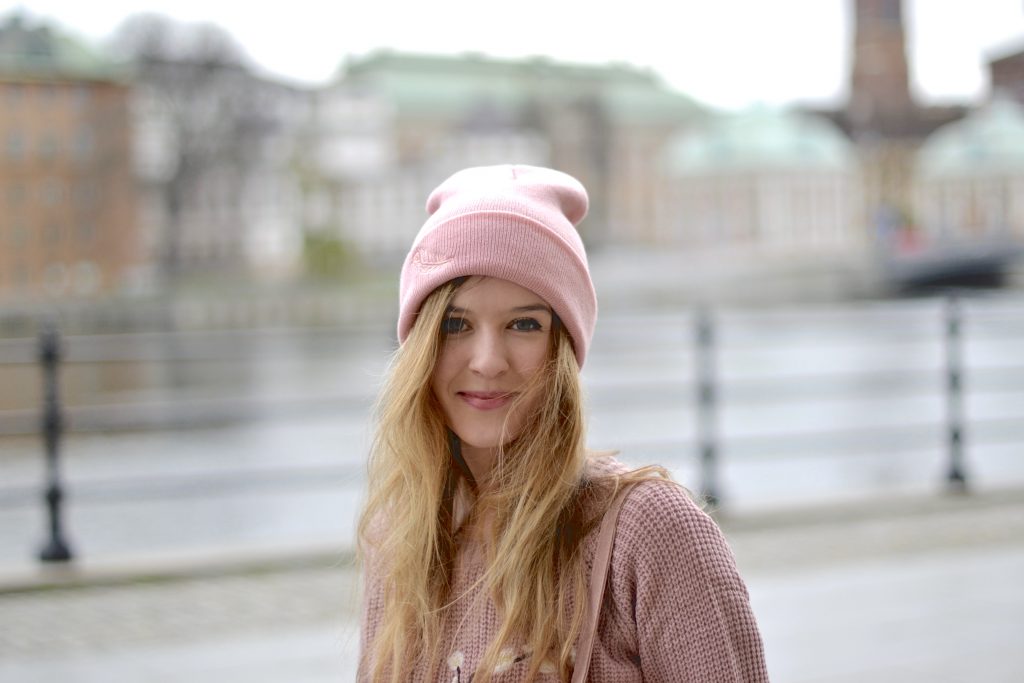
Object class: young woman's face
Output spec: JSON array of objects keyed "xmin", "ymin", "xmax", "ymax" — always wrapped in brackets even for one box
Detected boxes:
[{"xmin": 431, "ymin": 277, "xmax": 553, "ymax": 466}]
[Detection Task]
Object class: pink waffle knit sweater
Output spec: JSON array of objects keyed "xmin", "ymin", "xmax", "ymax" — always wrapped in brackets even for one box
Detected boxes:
[{"xmin": 358, "ymin": 478, "xmax": 768, "ymax": 681}]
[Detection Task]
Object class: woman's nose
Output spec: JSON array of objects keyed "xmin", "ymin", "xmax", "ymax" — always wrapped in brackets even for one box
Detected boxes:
[{"xmin": 468, "ymin": 330, "xmax": 509, "ymax": 378}]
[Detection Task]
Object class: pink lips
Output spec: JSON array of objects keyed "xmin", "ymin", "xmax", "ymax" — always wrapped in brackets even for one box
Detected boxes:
[{"xmin": 458, "ymin": 391, "xmax": 515, "ymax": 410}]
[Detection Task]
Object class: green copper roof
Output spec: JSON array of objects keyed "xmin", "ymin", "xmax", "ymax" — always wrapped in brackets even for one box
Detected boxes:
[
  {"xmin": 917, "ymin": 96, "xmax": 1024, "ymax": 178},
  {"xmin": 336, "ymin": 51, "xmax": 705, "ymax": 124},
  {"xmin": 0, "ymin": 13, "xmax": 126, "ymax": 82},
  {"xmin": 666, "ymin": 104, "xmax": 854, "ymax": 174},
  {"xmin": 599, "ymin": 77, "xmax": 707, "ymax": 123}
]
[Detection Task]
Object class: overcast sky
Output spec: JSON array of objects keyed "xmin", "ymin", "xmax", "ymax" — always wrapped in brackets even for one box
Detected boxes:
[{"xmin": 9, "ymin": 0, "xmax": 1024, "ymax": 109}]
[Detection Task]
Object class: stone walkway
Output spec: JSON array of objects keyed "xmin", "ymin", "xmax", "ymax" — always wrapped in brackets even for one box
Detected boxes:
[{"xmin": 2, "ymin": 489, "xmax": 1023, "ymax": 682}]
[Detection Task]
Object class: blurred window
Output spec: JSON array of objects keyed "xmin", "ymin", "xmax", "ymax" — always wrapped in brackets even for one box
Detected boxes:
[
  {"xmin": 45, "ymin": 222, "xmax": 62, "ymax": 245},
  {"xmin": 39, "ymin": 134, "xmax": 59, "ymax": 161},
  {"xmin": 880, "ymin": 1, "xmax": 901, "ymax": 22},
  {"xmin": 5, "ymin": 130, "xmax": 26, "ymax": 161},
  {"xmin": 14, "ymin": 262, "xmax": 29, "ymax": 287},
  {"xmin": 38, "ymin": 84, "xmax": 58, "ymax": 106},
  {"xmin": 10, "ymin": 221, "xmax": 29, "ymax": 248},
  {"xmin": 43, "ymin": 263, "xmax": 68, "ymax": 295},
  {"xmin": 73, "ymin": 131, "xmax": 95, "ymax": 162},
  {"xmin": 73, "ymin": 85, "xmax": 91, "ymax": 111},
  {"xmin": 6, "ymin": 182, "xmax": 26, "ymax": 207},
  {"xmin": 6, "ymin": 82, "xmax": 22, "ymax": 106},
  {"xmin": 73, "ymin": 260, "xmax": 100, "ymax": 295},
  {"xmin": 77, "ymin": 222, "xmax": 96, "ymax": 244},
  {"xmin": 75, "ymin": 182, "xmax": 99, "ymax": 209},
  {"xmin": 41, "ymin": 179, "xmax": 65, "ymax": 207}
]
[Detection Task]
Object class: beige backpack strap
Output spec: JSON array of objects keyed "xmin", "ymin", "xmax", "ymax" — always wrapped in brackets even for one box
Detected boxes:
[{"xmin": 571, "ymin": 484, "xmax": 634, "ymax": 683}]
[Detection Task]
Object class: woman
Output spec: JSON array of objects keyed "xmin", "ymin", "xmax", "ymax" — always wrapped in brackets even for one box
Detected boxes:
[{"xmin": 357, "ymin": 165, "xmax": 768, "ymax": 682}]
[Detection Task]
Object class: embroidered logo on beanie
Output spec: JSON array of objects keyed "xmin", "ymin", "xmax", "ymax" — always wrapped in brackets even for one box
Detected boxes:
[{"xmin": 410, "ymin": 248, "xmax": 452, "ymax": 273}]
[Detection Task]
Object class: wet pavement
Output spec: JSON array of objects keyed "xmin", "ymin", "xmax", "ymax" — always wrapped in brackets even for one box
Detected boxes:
[{"xmin": 2, "ymin": 488, "xmax": 1023, "ymax": 683}]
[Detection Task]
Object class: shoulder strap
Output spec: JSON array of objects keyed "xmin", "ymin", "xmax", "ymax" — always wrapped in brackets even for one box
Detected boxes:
[{"xmin": 571, "ymin": 483, "xmax": 634, "ymax": 683}]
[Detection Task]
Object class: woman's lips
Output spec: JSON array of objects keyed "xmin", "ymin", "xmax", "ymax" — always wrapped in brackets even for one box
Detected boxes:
[{"xmin": 458, "ymin": 391, "xmax": 515, "ymax": 410}]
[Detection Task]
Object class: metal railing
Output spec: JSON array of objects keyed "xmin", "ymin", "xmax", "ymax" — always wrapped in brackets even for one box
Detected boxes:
[
  {"xmin": 688, "ymin": 293, "xmax": 993, "ymax": 505},
  {"xmin": 5, "ymin": 291, "xmax": 1023, "ymax": 563}
]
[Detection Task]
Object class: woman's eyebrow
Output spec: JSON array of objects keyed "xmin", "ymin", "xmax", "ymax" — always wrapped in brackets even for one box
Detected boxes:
[
  {"xmin": 511, "ymin": 304, "xmax": 552, "ymax": 314},
  {"xmin": 446, "ymin": 304, "xmax": 551, "ymax": 315}
]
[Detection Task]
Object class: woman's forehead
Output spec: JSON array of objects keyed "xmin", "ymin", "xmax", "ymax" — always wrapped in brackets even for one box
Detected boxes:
[{"xmin": 449, "ymin": 276, "xmax": 550, "ymax": 312}]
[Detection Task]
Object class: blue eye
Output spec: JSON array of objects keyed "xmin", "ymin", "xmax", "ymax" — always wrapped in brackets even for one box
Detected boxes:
[
  {"xmin": 442, "ymin": 317, "xmax": 467, "ymax": 335},
  {"xmin": 510, "ymin": 318, "xmax": 542, "ymax": 332}
]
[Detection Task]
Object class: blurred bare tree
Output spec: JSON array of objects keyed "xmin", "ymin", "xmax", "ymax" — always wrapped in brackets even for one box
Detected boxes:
[{"xmin": 110, "ymin": 14, "xmax": 278, "ymax": 286}]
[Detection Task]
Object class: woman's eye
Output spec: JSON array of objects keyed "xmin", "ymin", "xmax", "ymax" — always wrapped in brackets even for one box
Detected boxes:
[
  {"xmin": 510, "ymin": 318, "xmax": 542, "ymax": 332},
  {"xmin": 442, "ymin": 317, "xmax": 467, "ymax": 335}
]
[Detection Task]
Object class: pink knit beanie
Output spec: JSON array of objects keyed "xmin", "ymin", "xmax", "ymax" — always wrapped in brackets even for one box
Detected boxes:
[{"xmin": 398, "ymin": 165, "xmax": 597, "ymax": 367}]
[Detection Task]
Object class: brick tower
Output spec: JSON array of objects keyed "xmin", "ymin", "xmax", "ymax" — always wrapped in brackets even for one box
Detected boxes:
[{"xmin": 848, "ymin": 0, "xmax": 917, "ymax": 133}]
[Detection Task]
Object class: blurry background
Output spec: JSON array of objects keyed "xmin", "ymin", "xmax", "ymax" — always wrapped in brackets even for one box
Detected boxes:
[{"xmin": 1, "ymin": 0, "xmax": 1024, "ymax": 681}]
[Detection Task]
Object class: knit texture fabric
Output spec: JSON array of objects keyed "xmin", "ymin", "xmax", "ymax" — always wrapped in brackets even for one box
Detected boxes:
[
  {"xmin": 358, "ymin": 477, "xmax": 769, "ymax": 681},
  {"xmin": 398, "ymin": 165, "xmax": 597, "ymax": 367}
]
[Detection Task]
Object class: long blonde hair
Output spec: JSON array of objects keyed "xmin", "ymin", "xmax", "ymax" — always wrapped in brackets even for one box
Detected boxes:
[{"xmin": 358, "ymin": 279, "xmax": 668, "ymax": 682}]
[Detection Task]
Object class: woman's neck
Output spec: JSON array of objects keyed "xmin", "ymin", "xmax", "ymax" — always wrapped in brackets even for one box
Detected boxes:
[{"xmin": 459, "ymin": 442, "xmax": 498, "ymax": 486}]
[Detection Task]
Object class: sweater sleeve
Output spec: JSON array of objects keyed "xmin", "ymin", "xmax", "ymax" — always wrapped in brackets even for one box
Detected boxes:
[{"xmin": 609, "ymin": 481, "xmax": 768, "ymax": 682}]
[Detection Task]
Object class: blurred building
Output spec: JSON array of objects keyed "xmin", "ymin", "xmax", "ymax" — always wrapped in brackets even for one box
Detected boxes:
[
  {"xmin": 130, "ymin": 52, "xmax": 311, "ymax": 283},
  {"xmin": 798, "ymin": 0, "xmax": 1024, "ymax": 289},
  {"xmin": 662, "ymin": 106, "xmax": 859, "ymax": 253},
  {"xmin": 812, "ymin": 0, "xmax": 968, "ymax": 243},
  {"xmin": 0, "ymin": 14, "xmax": 139, "ymax": 302},
  {"xmin": 303, "ymin": 51, "xmax": 707, "ymax": 260},
  {"xmin": 12, "ymin": 0, "xmax": 1021, "ymax": 299},
  {"xmin": 913, "ymin": 97, "xmax": 1024, "ymax": 243}
]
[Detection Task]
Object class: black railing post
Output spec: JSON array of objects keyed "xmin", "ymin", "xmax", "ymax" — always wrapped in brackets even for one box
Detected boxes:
[
  {"xmin": 695, "ymin": 306, "xmax": 721, "ymax": 508},
  {"xmin": 38, "ymin": 322, "xmax": 74, "ymax": 563},
  {"xmin": 944, "ymin": 294, "xmax": 968, "ymax": 494}
]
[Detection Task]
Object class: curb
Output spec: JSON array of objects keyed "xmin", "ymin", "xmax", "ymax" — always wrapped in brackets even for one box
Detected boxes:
[
  {"xmin": 714, "ymin": 485, "xmax": 1024, "ymax": 532},
  {"xmin": 0, "ymin": 541, "xmax": 356, "ymax": 595},
  {"xmin": 3, "ymin": 487, "xmax": 1022, "ymax": 595}
]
